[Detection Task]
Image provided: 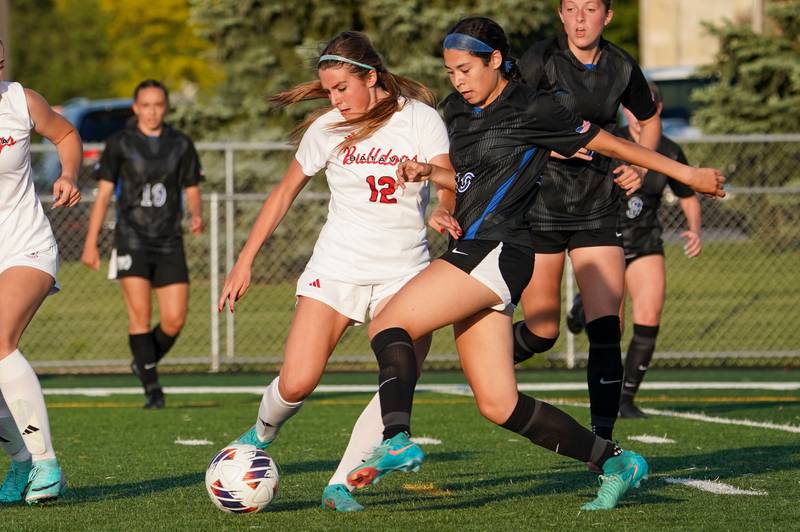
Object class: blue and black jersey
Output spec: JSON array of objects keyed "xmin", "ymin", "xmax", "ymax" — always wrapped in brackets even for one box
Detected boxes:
[
  {"xmin": 95, "ymin": 123, "xmax": 203, "ymax": 253},
  {"xmin": 442, "ymin": 81, "xmax": 599, "ymax": 249},
  {"xmin": 520, "ymin": 34, "xmax": 657, "ymax": 231}
]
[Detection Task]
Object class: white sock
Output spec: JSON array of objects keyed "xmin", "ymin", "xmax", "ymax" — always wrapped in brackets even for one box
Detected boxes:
[
  {"xmin": 0, "ymin": 391, "xmax": 31, "ymax": 463},
  {"xmin": 328, "ymin": 392, "xmax": 383, "ymax": 489},
  {"xmin": 0, "ymin": 350, "xmax": 55, "ymax": 461},
  {"xmin": 255, "ymin": 377, "xmax": 303, "ymax": 443}
]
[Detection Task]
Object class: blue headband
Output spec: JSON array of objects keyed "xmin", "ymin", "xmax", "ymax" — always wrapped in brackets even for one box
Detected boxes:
[
  {"xmin": 443, "ymin": 33, "xmax": 514, "ymax": 73},
  {"xmin": 318, "ymin": 54, "xmax": 376, "ymax": 71}
]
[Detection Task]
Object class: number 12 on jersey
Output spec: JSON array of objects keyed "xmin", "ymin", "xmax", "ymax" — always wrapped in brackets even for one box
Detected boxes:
[{"xmin": 365, "ymin": 175, "xmax": 397, "ymax": 204}]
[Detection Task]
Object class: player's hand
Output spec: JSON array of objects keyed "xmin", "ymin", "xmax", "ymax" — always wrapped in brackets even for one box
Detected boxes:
[
  {"xmin": 396, "ymin": 160, "xmax": 432, "ymax": 189},
  {"xmin": 681, "ymin": 230, "xmax": 702, "ymax": 258},
  {"xmin": 190, "ymin": 215, "xmax": 204, "ymax": 235},
  {"xmin": 218, "ymin": 262, "xmax": 252, "ymax": 313},
  {"xmin": 80, "ymin": 245, "xmax": 101, "ymax": 271},
  {"xmin": 428, "ymin": 205, "xmax": 462, "ymax": 239},
  {"xmin": 691, "ymin": 168, "xmax": 726, "ymax": 198},
  {"xmin": 51, "ymin": 175, "xmax": 80, "ymax": 208},
  {"xmin": 613, "ymin": 164, "xmax": 643, "ymax": 196},
  {"xmin": 550, "ymin": 147, "xmax": 594, "ymax": 161}
]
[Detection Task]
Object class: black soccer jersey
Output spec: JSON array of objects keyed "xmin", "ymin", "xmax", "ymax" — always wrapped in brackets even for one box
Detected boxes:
[
  {"xmin": 95, "ymin": 123, "xmax": 203, "ymax": 253},
  {"xmin": 615, "ymin": 127, "xmax": 694, "ymax": 252},
  {"xmin": 519, "ymin": 34, "xmax": 658, "ymax": 231},
  {"xmin": 442, "ymin": 81, "xmax": 600, "ymax": 249}
]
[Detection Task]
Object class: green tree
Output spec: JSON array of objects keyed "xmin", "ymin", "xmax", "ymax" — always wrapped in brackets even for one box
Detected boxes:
[{"xmin": 691, "ymin": 1, "xmax": 800, "ymax": 134}]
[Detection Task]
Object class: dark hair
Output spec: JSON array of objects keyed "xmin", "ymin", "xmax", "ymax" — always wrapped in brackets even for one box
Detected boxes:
[
  {"xmin": 133, "ymin": 79, "xmax": 169, "ymax": 104},
  {"xmin": 560, "ymin": 0, "xmax": 611, "ymax": 9},
  {"xmin": 446, "ymin": 17, "xmax": 523, "ymax": 82},
  {"xmin": 273, "ymin": 31, "xmax": 435, "ymax": 148}
]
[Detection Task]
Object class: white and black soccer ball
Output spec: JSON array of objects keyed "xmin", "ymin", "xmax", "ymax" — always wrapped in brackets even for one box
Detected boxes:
[{"xmin": 205, "ymin": 443, "xmax": 279, "ymax": 514}]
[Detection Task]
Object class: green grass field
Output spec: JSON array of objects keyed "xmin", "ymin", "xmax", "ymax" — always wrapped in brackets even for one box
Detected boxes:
[{"xmin": 2, "ymin": 370, "xmax": 798, "ymax": 531}]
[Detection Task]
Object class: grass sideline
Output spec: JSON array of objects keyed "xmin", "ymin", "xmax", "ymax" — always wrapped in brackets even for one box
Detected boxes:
[{"xmin": 1, "ymin": 370, "xmax": 798, "ymax": 530}]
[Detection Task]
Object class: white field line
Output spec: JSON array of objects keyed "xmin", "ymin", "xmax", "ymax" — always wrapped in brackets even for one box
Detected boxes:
[
  {"xmin": 174, "ymin": 438, "xmax": 214, "ymax": 446},
  {"xmin": 411, "ymin": 436, "xmax": 442, "ymax": 445},
  {"xmin": 628, "ymin": 434, "xmax": 676, "ymax": 444},
  {"xmin": 664, "ymin": 477, "xmax": 767, "ymax": 496},
  {"xmin": 41, "ymin": 381, "xmax": 800, "ymax": 397},
  {"xmin": 640, "ymin": 407, "xmax": 800, "ymax": 434}
]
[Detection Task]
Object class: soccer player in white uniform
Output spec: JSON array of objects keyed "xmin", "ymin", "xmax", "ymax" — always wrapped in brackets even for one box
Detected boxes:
[
  {"xmin": 217, "ymin": 31, "xmax": 455, "ymax": 512},
  {"xmin": 0, "ymin": 39, "xmax": 81, "ymax": 504}
]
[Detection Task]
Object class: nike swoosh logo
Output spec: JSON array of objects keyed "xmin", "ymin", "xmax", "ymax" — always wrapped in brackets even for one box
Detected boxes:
[
  {"xmin": 378, "ymin": 377, "xmax": 397, "ymax": 389},
  {"xmin": 388, "ymin": 444, "xmax": 414, "ymax": 456},
  {"xmin": 451, "ymin": 249, "xmax": 468, "ymax": 256},
  {"xmin": 638, "ymin": 365, "xmax": 649, "ymax": 371},
  {"xmin": 599, "ymin": 378, "xmax": 622, "ymax": 385},
  {"xmin": 615, "ymin": 232, "xmax": 623, "ymax": 238},
  {"xmin": 143, "ymin": 363, "xmax": 157, "ymax": 370},
  {"xmin": 31, "ymin": 480, "xmax": 60, "ymax": 492}
]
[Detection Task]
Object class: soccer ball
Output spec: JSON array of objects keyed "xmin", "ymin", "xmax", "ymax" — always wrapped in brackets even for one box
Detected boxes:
[{"xmin": 205, "ymin": 443, "xmax": 279, "ymax": 513}]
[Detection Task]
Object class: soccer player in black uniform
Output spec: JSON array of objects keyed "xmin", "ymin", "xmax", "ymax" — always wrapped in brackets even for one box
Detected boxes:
[
  {"xmin": 81, "ymin": 79, "xmax": 203, "ymax": 409},
  {"xmin": 513, "ymin": 0, "xmax": 661, "ymax": 442},
  {"xmin": 346, "ymin": 16, "xmax": 724, "ymax": 510},
  {"xmin": 569, "ymin": 84, "xmax": 703, "ymax": 419}
]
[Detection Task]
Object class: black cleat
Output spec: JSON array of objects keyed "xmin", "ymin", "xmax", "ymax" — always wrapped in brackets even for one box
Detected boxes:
[
  {"xmin": 565, "ymin": 293, "xmax": 586, "ymax": 334},
  {"xmin": 143, "ymin": 388, "xmax": 165, "ymax": 410},
  {"xmin": 619, "ymin": 400, "xmax": 647, "ymax": 419}
]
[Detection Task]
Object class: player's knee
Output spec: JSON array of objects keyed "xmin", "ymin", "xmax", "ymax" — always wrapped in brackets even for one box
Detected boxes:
[
  {"xmin": 159, "ymin": 315, "xmax": 185, "ymax": 336},
  {"xmin": 475, "ymin": 394, "xmax": 516, "ymax": 425},
  {"xmin": 277, "ymin": 373, "xmax": 315, "ymax": 403}
]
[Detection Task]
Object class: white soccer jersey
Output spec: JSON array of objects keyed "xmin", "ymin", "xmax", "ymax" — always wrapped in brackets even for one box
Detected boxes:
[
  {"xmin": 0, "ymin": 81, "xmax": 57, "ymax": 257},
  {"xmin": 295, "ymin": 98, "xmax": 449, "ymax": 284}
]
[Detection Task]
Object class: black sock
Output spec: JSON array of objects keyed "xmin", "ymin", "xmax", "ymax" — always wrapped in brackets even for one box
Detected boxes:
[
  {"xmin": 371, "ymin": 328, "xmax": 417, "ymax": 440},
  {"xmin": 129, "ymin": 333, "xmax": 159, "ymax": 391},
  {"xmin": 586, "ymin": 315, "xmax": 623, "ymax": 440},
  {"xmin": 500, "ymin": 392, "xmax": 619, "ymax": 466},
  {"xmin": 621, "ymin": 324, "xmax": 659, "ymax": 404},
  {"xmin": 152, "ymin": 325, "xmax": 179, "ymax": 363},
  {"xmin": 512, "ymin": 321, "xmax": 558, "ymax": 364}
]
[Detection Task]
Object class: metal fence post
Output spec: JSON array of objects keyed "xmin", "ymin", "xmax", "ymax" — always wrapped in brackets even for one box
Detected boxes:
[
  {"xmin": 225, "ymin": 148, "xmax": 236, "ymax": 362},
  {"xmin": 209, "ymin": 192, "xmax": 220, "ymax": 372},
  {"xmin": 565, "ymin": 255, "xmax": 576, "ymax": 369}
]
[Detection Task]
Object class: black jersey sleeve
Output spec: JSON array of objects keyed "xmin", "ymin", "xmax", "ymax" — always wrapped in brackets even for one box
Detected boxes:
[
  {"xmin": 519, "ymin": 41, "xmax": 553, "ymax": 91},
  {"xmin": 621, "ymin": 63, "xmax": 658, "ymax": 122},
  {"xmin": 667, "ymin": 145, "xmax": 695, "ymax": 198},
  {"xmin": 178, "ymin": 137, "xmax": 204, "ymax": 188},
  {"xmin": 94, "ymin": 134, "xmax": 123, "ymax": 184},
  {"xmin": 524, "ymin": 92, "xmax": 601, "ymax": 157}
]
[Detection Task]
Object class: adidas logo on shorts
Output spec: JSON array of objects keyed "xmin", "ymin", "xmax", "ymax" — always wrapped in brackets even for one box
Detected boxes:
[{"xmin": 309, "ymin": 279, "xmax": 321, "ymax": 288}]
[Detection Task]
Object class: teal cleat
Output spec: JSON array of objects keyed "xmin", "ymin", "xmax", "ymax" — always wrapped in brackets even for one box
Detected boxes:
[
  {"xmin": 347, "ymin": 432, "xmax": 424, "ymax": 489},
  {"xmin": 581, "ymin": 450, "xmax": 649, "ymax": 511},
  {"xmin": 25, "ymin": 458, "xmax": 67, "ymax": 504},
  {"xmin": 320, "ymin": 484, "xmax": 364, "ymax": 512},
  {"xmin": 0, "ymin": 459, "xmax": 32, "ymax": 503},
  {"xmin": 233, "ymin": 425, "xmax": 272, "ymax": 450}
]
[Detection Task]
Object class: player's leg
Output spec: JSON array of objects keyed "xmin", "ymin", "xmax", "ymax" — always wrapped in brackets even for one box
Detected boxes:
[
  {"xmin": 348, "ymin": 259, "xmax": 503, "ymax": 488},
  {"xmin": 0, "ymin": 266, "xmax": 65, "ymax": 503},
  {"xmin": 513, "ymin": 248, "xmax": 566, "ymax": 364},
  {"xmin": 323, "ymin": 281, "xmax": 431, "ymax": 511},
  {"xmin": 456, "ymin": 309, "xmax": 647, "ymax": 511},
  {"xmin": 151, "ymin": 247, "xmax": 191, "ymax": 363},
  {"xmin": 620, "ymin": 255, "xmax": 665, "ymax": 418},
  {"xmin": 238, "ymin": 296, "xmax": 352, "ymax": 450},
  {"xmin": 570, "ymin": 242, "xmax": 625, "ymax": 440},
  {"xmin": 119, "ymin": 275, "xmax": 162, "ymax": 407}
]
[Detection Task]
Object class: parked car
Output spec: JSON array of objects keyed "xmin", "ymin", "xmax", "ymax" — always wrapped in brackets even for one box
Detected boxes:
[{"xmin": 35, "ymin": 98, "xmax": 133, "ymax": 260}]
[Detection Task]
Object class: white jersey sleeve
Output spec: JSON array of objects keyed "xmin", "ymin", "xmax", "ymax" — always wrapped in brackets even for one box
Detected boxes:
[
  {"xmin": 412, "ymin": 101, "xmax": 450, "ymax": 162},
  {"xmin": 295, "ymin": 113, "xmax": 337, "ymax": 176}
]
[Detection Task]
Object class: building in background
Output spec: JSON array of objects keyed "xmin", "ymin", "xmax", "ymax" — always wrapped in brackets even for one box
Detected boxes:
[{"xmin": 640, "ymin": 0, "xmax": 765, "ymax": 68}]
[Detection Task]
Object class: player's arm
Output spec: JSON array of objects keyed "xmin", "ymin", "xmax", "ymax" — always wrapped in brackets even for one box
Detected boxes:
[
  {"xmin": 185, "ymin": 185, "xmax": 203, "ymax": 235},
  {"xmin": 395, "ymin": 155, "xmax": 456, "ymax": 191},
  {"xmin": 80, "ymin": 180, "xmax": 115, "ymax": 271},
  {"xmin": 26, "ymin": 88, "xmax": 82, "ymax": 208},
  {"xmin": 585, "ymin": 130, "xmax": 725, "ymax": 198},
  {"xmin": 219, "ymin": 159, "xmax": 311, "ymax": 312},
  {"xmin": 679, "ymin": 194, "xmax": 702, "ymax": 257}
]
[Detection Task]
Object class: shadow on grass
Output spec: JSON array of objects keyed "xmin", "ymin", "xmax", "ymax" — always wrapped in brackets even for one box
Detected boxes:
[{"xmin": 60, "ymin": 472, "xmax": 205, "ymax": 505}]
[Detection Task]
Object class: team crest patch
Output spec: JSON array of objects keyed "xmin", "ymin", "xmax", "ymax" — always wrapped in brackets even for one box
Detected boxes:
[
  {"xmin": 456, "ymin": 172, "xmax": 474, "ymax": 193},
  {"xmin": 117, "ymin": 254, "xmax": 133, "ymax": 271},
  {"xmin": 626, "ymin": 196, "xmax": 644, "ymax": 219}
]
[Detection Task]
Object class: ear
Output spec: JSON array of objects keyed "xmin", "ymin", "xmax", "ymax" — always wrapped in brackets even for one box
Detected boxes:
[
  {"xmin": 605, "ymin": 9, "xmax": 614, "ymax": 26},
  {"xmin": 489, "ymin": 49, "xmax": 504, "ymax": 71},
  {"xmin": 366, "ymin": 69, "xmax": 379, "ymax": 88},
  {"xmin": 656, "ymin": 102, "xmax": 664, "ymax": 116}
]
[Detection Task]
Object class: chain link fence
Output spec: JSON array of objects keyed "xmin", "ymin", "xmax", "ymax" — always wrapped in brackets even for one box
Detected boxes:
[{"xmin": 23, "ymin": 137, "xmax": 800, "ymax": 373}]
